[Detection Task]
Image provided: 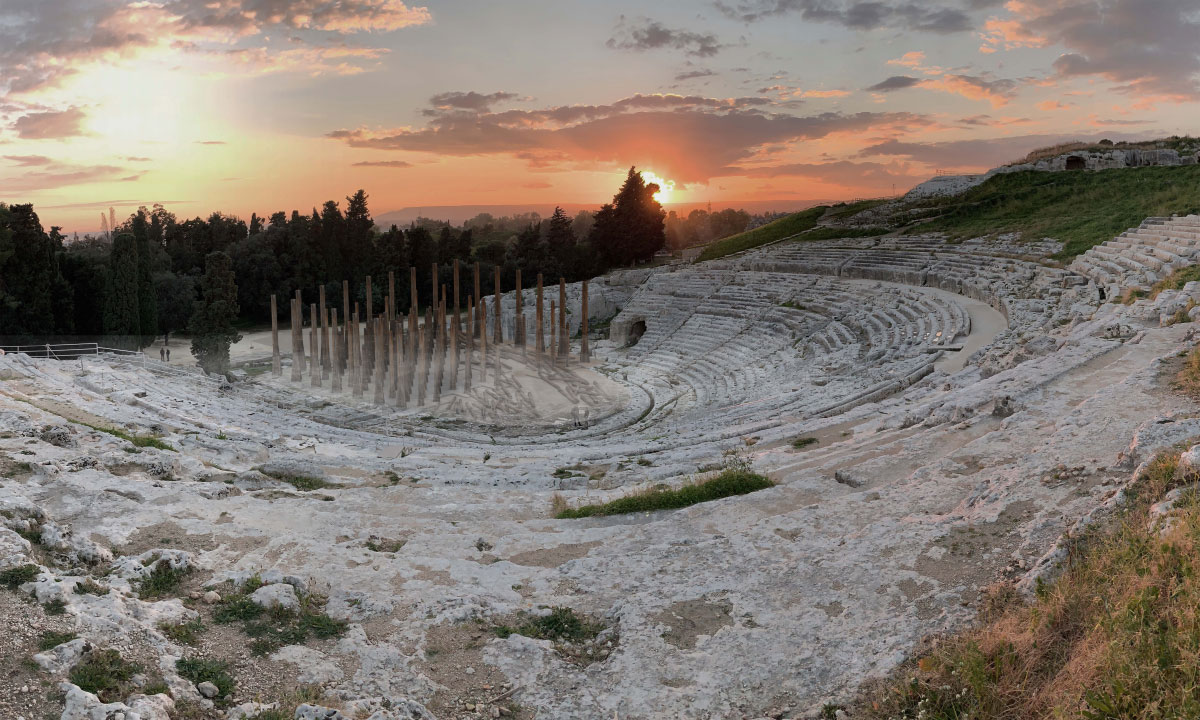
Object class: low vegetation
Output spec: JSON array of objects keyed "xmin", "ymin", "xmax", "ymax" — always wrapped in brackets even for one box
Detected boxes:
[
  {"xmin": 1177, "ymin": 346, "xmax": 1200, "ymax": 398},
  {"xmin": 554, "ymin": 465, "xmax": 773, "ymax": 518},
  {"xmin": 69, "ymin": 649, "xmax": 142, "ymax": 702},
  {"xmin": 906, "ymin": 165, "xmax": 1200, "ymax": 259},
  {"xmin": 137, "ymin": 559, "xmax": 191, "ymax": 598},
  {"xmin": 494, "ymin": 606, "xmax": 605, "ymax": 643},
  {"xmin": 0, "ymin": 563, "xmax": 39, "ymax": 589},
  {"xmin": 1151, "ymin": 265, "xmax": 1200, "ymax": 299},
  {"xmin": 80, "ymin": 422, "xmax": 175, "ymax": 452},
  {"xmin": 792, "ymin": 437, "xmax": 819, "ymax": 450},
  {"xmin": 213, "ymin": 576, "xmax": 348, "ymax": 655},
  {"xmin": 38, "ymin": 630, "xmax": 78, "ymax": 650},
  {"xmin": 176, "ymin": 656, "xmax": 234, "ymax": 699},
  {"xmin": 160, "ymin": 617, "xmax": 205, "ymax": 645},
  {"xmin": 257, "ymin": 467, "xmax": 331, "ymax": 491},
  {"xmin": 863, "ymin": 450, "xmax": 1200, "ymax": 719},
  {"xmin": 697, "ymin": 205, "xmax": 827, "ymax": 261}
]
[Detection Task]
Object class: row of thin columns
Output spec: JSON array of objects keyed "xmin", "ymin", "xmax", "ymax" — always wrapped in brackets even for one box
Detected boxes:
[{"xmin": 271, "ymin": 265, "xmax": 592, "ymax": 407}]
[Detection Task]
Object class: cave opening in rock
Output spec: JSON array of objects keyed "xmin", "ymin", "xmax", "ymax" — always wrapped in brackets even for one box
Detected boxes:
[{"xmin": 1065, "ymin": 156, "xmax": 1085, "ymax": 170}]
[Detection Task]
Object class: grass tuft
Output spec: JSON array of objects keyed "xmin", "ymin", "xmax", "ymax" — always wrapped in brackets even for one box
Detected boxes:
[
  {"xmin": 0, "ymin": 563, "xmax": 39, "ymax": 589},
  {"xmin": 160, "ymin": 617, "xmax": 205, "ymax": 645},
  {"xmin": 175, "ymin": 657, "xmax": 234, "ymax": 699},
  {"xmin": 80, "ymin": 422, "xmax": 175, "ymax": 452},
  {"xmin": 38, "ymin": 630, "xmax": 78, "ymax": 651},
  {"xmin": 697, "ymin": 206, "xmax": 827, "ymax": 261},
  {"xmin": 69, "ymin": 649, "xmax": 141, "ymax": 703},
  {"xmin": 213, "ymin": 578, "xmax": 348, "ymax": 655},
  {"xmin": 137, "ymin": 560, "xmax": 190, "ymax": 598},
  {"xmin": 494, "ymin": 606, "xmax": 605, "ymax": 643},
  {"xmin": 862, "ymin": 450, "xmax": 1200, "ymax": 720},
  {"xmin": 792, "ymin": 436, "xmax": 819, "ymax": 450},
  {"xmin": 554, "ymin": 467, "xmax": 773, "ymax": 519}
]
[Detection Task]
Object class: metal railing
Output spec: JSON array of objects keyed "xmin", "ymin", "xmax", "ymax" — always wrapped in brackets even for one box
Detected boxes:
[{"xmin": 0, "ymin": 342, "xmax": 217, "ymax": 382}]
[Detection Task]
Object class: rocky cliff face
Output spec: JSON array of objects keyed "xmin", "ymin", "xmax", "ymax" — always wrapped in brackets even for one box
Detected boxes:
[{"xmin": 906, "ymin": 146, "xmax": 1200, "ymax": 199}]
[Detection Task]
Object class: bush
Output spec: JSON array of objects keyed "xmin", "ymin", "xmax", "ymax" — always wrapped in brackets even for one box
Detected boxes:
[
  {"xmin": 555, "ymin": 467, "xmax": 773, "ymax": 518},
  {"xmin": 70, "ymin": 649, "xmax": 141, "ymax": 702},
  {"xmin": 176, "ymin": 657, "xmax": 234, "ymax": 699}
]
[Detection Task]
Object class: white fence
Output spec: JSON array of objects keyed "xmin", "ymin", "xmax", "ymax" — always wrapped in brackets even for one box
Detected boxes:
[{"xmin": 0, "ymin": 343, "xmax": 216, "ymax": 382}]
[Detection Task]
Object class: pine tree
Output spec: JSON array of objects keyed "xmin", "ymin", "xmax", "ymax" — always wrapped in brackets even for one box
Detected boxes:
[
  {"xmin": 189, "ymin": 251, "xmax": 242, "ymax": 374},
  {"xmin": 592, "ymin": 167, "xmax": 666, "ymax": 267},
  {"xmin": 104, "ymin": 233, "xmax": 142, "ymax": 346},
  {"xmin": 0, "ymin": 204, "xmax": 63, "ymax": 337},
  {"xmin": 132, "ymin": 209, "xmax": 159, "ymax": 347}
]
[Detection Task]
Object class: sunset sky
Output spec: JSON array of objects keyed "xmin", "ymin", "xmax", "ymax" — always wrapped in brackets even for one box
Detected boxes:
[{"xmin": 2, "ymin": 0, "xmax": 1199, "ymax": 233}]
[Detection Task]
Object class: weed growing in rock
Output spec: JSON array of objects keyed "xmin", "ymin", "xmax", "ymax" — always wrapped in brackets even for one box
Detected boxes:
[
  {"xmin": 43, "ymin": 598, "xmax": 66, "ymax": 614},
  {"xmin": 0, "ymin": 563, "xmax": 38, "ymax": 589},
  {"xmin": 160, "ymin": 618, "xmax": 205, "ymax": 645},
  {"xmin": 70, "ymin": 649, "xmax": 141, "ymax": 702},
  {"xmin": 863, "ymin": 451, "xmax": 1200, "ymax": 719},
  {"xmin": 74, "ymin": 578, "xmax": 108, "ymax": 595},
  {"xmin": 554, "ymin": 467, "xmax": 773, "ymax": 518},
  {"xmin": 257, "ymin": 467, "xmax": 330, "ymax": 491},
  {"xmin": 792, "ymin": 436, "xmax": 819, "ymax": 450},
  {"xmin": 176, "ymin": 657, "xmax": 234, "ymax": 698},
  {"xmin": 80, "ymin": 422, "xmax": 175, "ymax": 452},
  {"xmin": 213, "ymin": 578, "xmax": 348, "ymax": 655},
  {"xmin": 365, "ymin": 537, "xmax": 406, "ymax": 553},
  {"xmin": 38, "ymin": 630, "xmax": 77, "ymax": 650},
  {"xmin": 137, "ymin": 559, "xmax": 190, "ymax": 598}
]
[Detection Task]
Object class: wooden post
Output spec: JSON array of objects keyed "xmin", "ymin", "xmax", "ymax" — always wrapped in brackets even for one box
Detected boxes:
[
  {"xmin": 373, "ymin": 318, "xmax": 385, "ymax": 406},
  {"xmin": 342, "ymin": 280, "xmax": 351, "ymax": 367},
  {"xmin": 270, "ymin": 294, "xmax": 281, "ymax": 375},
  {"xmin": 558, "ymin": 278, "xmax": 568, "ymax": 360},
  {"xmin": 350, "ymin": 309, "xmax": 361, "ymax": 398},
  {"xmin": 331, "ymin": 308, "xmax": 342, "ymax": 392},
  {"xmin": 493, "ymin": 266, "xmax": 502, "ymax": 345},
  {"xmin": 465, "ymin": 295, "xmax": 474, "ymax": 391},
  {"xmin": 514, "ymin": 269, "xmax": 525, "ymax": 350},
  {"xmin": 478, "ymin": 296, "xmax": 487, "ymax": 382},
  {"xmin": 550, "ymin": 300, "xmax": 557, "ymax": 363},
  {"xmin": 290, "ymin": 297, "xmax": 302, "ymax": 382},
  {"xmin": 580, "ymin": 281, "xmax": 590, "ymax": 362},
  {"xmin": 535, "ymin": 274, "xmax": 544, "ymax": 359},
  {"xmin": 319, "ymin": 285, "xmax": 329, "ymax": 378},
  {"xmin": 473, "ymin": 263, "xmax": 482, "ymax": 337},
  {"xmin": 309, "ymin": 303, "xmax": 320, "ymax": 387}
]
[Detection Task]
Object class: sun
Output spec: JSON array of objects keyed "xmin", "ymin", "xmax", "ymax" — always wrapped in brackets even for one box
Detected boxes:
[{"xmin": 642, "ymin": 170, "xmax": 676, "ymax": 203}]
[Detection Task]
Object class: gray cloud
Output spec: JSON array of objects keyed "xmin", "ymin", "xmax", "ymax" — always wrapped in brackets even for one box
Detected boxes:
[
  {"xmin": 716, "ymin": 0, "xmax": 975, "ymax": 33},
  {"xmin": 865, "ymin": 75, "xmax": 921, "ymax": 92},
  {"xmin": 328, "ymin": 91, "xmax": 929, "ymax": 183},
  {"xmin": 427, "ymin": 91, "xmax": 519, "ymax": 113},
  {"xmin": 607, "ymin": 17, "xmax": 722, "ymax": 57},
  {"xmin": 2, "ymin": 162, "xmax": 139, "ymax": 192},
  {"xmin": 352, "ymin": 159, "xmax": 414, "ymax": 168},
  {"xmin": 859, "ymin": 133, "xmax": 1127, "ymax": 168},
  {"xmin": 10, "ymin": 107, "xmax": 88, "ymax": 139},
  {"xmin": 675, "ymin": 69, "xmax": 718, "ymax": 81}
]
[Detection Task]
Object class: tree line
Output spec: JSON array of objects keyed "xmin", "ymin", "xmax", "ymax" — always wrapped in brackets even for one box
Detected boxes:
[{"xmin": 0, "ymin": 168, "xmax": 670, "ymax": 368}]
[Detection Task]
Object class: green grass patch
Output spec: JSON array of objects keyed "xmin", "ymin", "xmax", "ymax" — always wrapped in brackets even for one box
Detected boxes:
[
  {"xmin": 256, "ymin": 468, "xmax": 331, "ymax": 491},
  {"xmin": 826, "ymin": 198, "xmax": 890, "ymax": 220},
  {"xmin": 697, "ymin": 206, "xmax": 827, "ymax": 261},
  {"xmin": 794, "ymin": 226, "xmax": 891, "ymax": 242},
  {"xmin": 160, "ymin": 617, "xmax": 205, "ymax": 645},
  {"xmin": 137, "ymin": 560, "xmax": 190, "ymax": 599},
  {"xmin": 70, "ymin": 649, "xmax": 141, "ymax": 703},
  {"xmin": 791, "ymin": 436, "xmax": 819, "ymax": 450},
  {"xmin": 1151, "ymin": 265, "xmax": 1200, "ymax": 299},
  {"xmin": 0, "ymin": 563, "xmax": 39, "ymax": 589},
  {"xmin": 43, "ymin": 598, "xmax": 67, "ymax": 615},
  {"xmin": 213, "ymin": 578, "xmax": 348, "ymax": 656},
  {"xmin": 175, "ymin": 657, "xmax": 234, "ymax": 699},
  {"xmin": 80, "ymin": 422, "xmax": 175, "ymax": 452},
  {"xmin": 493, "ymin": 606, "xmax": 605, "ymax": 643},
  {"xmin": 555, "ymin": 467, "xmax": 774, "ymax": 518},
  {"xmin": 861, "ymin": 450, "xmax": 1200, "ymax": 720},
  {"xmin": 38, "ymin": 630, "xmax": 78, "ymax": 650},
  {"xmin": 906, "ymin": 165, "xmax": 1200, "ymax": 259}
]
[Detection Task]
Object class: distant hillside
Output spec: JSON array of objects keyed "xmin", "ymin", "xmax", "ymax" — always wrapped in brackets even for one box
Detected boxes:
[{"xmin": 373, "ymin": 199, "xmax": 832, "ymax": 228}]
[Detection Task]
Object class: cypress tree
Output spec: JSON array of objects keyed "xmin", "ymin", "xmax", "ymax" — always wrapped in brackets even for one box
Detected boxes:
[
  {"xmin": 104, "ymin": 233, "xmax": 142, "ymax": 346},
  {"xmin": 189, "ymin": 251, "xmax": 242, "ymax": 374}
]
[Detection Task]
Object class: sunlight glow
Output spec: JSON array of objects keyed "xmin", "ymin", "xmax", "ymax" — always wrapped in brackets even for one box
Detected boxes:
[{"xmin": 642, "ymin": 170, "xmax": 676, "ymax": 203}]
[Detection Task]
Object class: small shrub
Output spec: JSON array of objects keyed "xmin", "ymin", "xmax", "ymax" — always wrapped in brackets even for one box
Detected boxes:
[
  {"xmin": 70, "ymin": 649, "xmax": 141, "ymax": 702},
  {"xmin": 43, "ymin": 598, "xmax": 67, "ymax": 615},
  {"xmin": 792, "ymin": 436, "xmax": 819, "ymax": 450},
  {"xmin": 38, "ymin": 630, "xmax": 78, "ymax": 650},
  {"xmin": 176, "ymin": 657, "xmax": 234, "ymax": 699},
  {"xmin": 555, "ymin": 468, "xmax": 774, "ymax": 518},
  {"xmin": 138, "ymin": 561, "xmax": 190, "ymax": 598},
  {"xmin": 74, "ymin": 578, "xmax": 109, "ymax": 595},
  {"xmin": 160, "ymin": 618, "xmax": 205, "ymax": 645},
  {"xmin": 0, "ymin": 563, "xmax": 39, "ymax": 589},
  {"xmin": 258, "ymin": 469, "xmax": 330, "ymax": 491}
]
